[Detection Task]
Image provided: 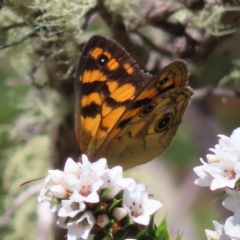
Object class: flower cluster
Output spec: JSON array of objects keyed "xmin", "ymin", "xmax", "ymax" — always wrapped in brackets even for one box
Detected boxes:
[
  {"xmin": 194, "ymin": 127, "xmax": 240, "ymax": 240},
  {"xmin": 38, "ymin": 155, "xmax": 162, "ymax": 240}
]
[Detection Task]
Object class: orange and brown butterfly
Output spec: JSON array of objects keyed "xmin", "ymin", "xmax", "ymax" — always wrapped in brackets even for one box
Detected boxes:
[{"xmin": 74, "ymin": 35, "xmax": 194, "ymax": 170}]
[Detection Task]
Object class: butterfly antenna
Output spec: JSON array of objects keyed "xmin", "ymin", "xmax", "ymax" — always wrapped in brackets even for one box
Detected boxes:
[{"xmin": 20, "ymin": 177, "xmax": 46, "ymax": 187}]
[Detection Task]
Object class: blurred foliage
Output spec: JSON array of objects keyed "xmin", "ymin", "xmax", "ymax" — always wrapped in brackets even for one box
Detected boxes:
[{"xmin": 0, "ymin": 0, "xmax": 240, "ymax": 240}]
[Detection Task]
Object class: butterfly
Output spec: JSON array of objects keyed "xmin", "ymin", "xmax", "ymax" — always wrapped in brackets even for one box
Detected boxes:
[{"xmin": 74, "ymin": 35, "xmax": 194, "ymax": 170}]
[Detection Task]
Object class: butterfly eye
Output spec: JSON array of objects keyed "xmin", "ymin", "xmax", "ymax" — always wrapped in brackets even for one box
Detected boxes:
[
  {"xmin": 140, "ymin": 102, "xmax": 156, "ymax": 117},
  {"xmin": 155, "ymin": 115, "xmax": 172, "ymax": 132},
  {"xmin": 97, "ymin": 54, "xmax": 108, "ymax": 66}
]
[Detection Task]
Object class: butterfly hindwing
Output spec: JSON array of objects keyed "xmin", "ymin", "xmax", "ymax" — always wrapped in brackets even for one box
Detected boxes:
[
  {"xmin": 75, "ymin": 35, "xmax": 150, "ymax": 160},
  {"xmin": 95, "ymin": 60, "xmax": 194, "ymax": 169}
]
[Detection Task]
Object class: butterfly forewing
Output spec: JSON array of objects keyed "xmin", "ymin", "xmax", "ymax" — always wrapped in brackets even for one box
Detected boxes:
[{"xmin": 75, "ymin": 35, "xmax": 150, "ymax": 160}]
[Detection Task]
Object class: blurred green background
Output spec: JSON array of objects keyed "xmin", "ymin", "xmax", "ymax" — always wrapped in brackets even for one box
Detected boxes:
[{"xmin": 1, "ymin": 1, "xmax": 240, "ymax": 240}]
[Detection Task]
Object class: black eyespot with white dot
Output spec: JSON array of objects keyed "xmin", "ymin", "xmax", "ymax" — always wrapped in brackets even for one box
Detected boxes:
[
  {"xmin": 140, "ymin": 102, "xmax": 156, "ymax": 117},
  {"xmin": 97, "ymin": 54, "xmax": 108, "ymax": 66},
  {"xmin": 159, "ymin": 77, "xmax": 168, "ymax": 86},
  {"xmin": 155, "ymin": 114, "xmax": 172, "ymax": 132}
]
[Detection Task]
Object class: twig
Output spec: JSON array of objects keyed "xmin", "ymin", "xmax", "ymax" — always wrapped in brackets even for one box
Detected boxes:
[
  {"xmin": 81, "ymin": 6, "xmax": 98, "ymax": 30},
  {"xmin": 133, "ymin": 31, "xmax": 172, "ymax": 57},
  {"xmin": 0, "ymin": 22, "xmax": 29, "ymax": 32},
  {"xmin": 96, "ymin": 0, "xmax": 149, "ymax": 68},
  {"xmin": 0, "ymin": 25, "xmax": 40, "ymax": 50}
]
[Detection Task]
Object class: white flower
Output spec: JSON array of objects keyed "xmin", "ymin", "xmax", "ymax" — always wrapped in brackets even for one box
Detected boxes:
[
  {"xmin": 67, "ymin": 211, "xmax": 95, "ymax": 240},
  {"xmin": 96, "ymin": 214, "xmax": 110, "ymax": 228},
  {"xmin": 223, "ymin": 189, "xmax": 240, "ymax": 225},
  {"xmin": 194, "ymin": 158, "xmax": 213, "ymax": 187},
  {"xmin": 123, "ymin": 183, "xmax": 162, "ymax": 225},
  {"xmin": 206, "ymin": 159, "xmax": 240, "ymax": 190},
  {"xmin": 101, "ymin": 166, "xmax": 135, "ymax": 199},
  {"xmin": 194, "ymin": 128, "xmax": 240, "ymax": 190},
  {"xmin": 49, "ymin": 158, "xmax": 81, "ymax": 185},
  {"xmin": 68, "ymin": 170, "xmax": 103, "ymax": 203},
  {"xmin": 205, "ymin": 217, "xmax": 240, "ymax": 240},
  {"xmin": 80, "ymin": 154, "xmax": 108, "ymax": 176},
  {"xmin": 58, "ymin": 199, "xmax": 86, "ymax": 218},
  {"xmin": 38, "ymin": 176, "xmax": 61, "ymax": 212},
  {"xmin": 39, "ymin": 158, "xmax": 82, "ymax": 200},
  {"xmin": 38, "ymin": 175, "xmax": 55, "ymax": 202}
]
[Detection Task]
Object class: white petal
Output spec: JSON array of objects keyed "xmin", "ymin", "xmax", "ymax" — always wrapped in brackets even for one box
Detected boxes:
[
  {"xmin": 212, "ymin": 220, "xmax": 223, "ymax": 235},
  {"xmin": 193, "ymin": 165, "xmax": 213, "ymax": 187},
  {"xmin": 83, "ymin": 191, "xmax": 100, "ymax": 203},
  {"xmin": 49, "ymin": 170, "xmax": 64, "ymax": 184},
  {"xmin": 57, "ymin": 217, "xmax": 68, "ymax": 229},
  {"xmin": 219, "ymin": 234, "xmax": 232, "ymax": 240},
  {"xmin": 64, "ymin": 158, "xmax": 81, "ymax": 177},
  {"xmin": 91, "ymin": 158, "xmax": 108, "ymax": 176},
  {"xmin": 63, "ymin": 174, "xmax": 79, "ymax": 192},
  {"xmin": 144, "ymin": 199, "xmax": 162, "ymax": 215},
  {"xmin": 116, "ymin": 178, "xmax": 136, "ymax": 190},
  {"xmin": 132, "ymin": 214, "xmax": 150, "ymax": 225},
  {"xmin": 223, "ymin": 190, "xmax": 240, "ymax": 212},
  {"xmin": 81, "ymin": 154, "xmax": 91, "ymax": 168},
  {"xmin": 38, "ymin": 188, "xmax": 52, "ymax": 202},
  {"xmin": 205, "ymin": 229, "xmax": 219, "ymax": 240},
  {"xmin": 233, "ymin": 209, "xmax": 240, "ymax": 225},
  {"xmin": 210, "ymin": 179, "xmax": 230, "ymax": 190}
]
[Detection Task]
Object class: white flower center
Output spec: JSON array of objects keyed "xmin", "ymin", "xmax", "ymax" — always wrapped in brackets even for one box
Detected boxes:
[
  {"xmin": 129, "ymin": 202, "xmax": 143, "ymax": 218},
  {"xmin": 80, "ymin": 219, "xmax": 88, "ymax": 227},
  {"xmin": 71, "ymin": 202, "xmax": 80, "ymax": 211},
  {"xmin": 224, "ymin": 169, "xmax": 236, "ymax": 180},
  {"xmin": 79, "ymin": 184, "xmax": 92, "ymax": 197}
]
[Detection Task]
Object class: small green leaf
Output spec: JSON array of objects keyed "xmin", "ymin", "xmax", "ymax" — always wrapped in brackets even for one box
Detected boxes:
[
  {"xmin": 49, "ymin": 197, "xmax": 61, "ymax": 205},
  {"xmin": 108, "ymin": 198, "xmax": 121, "ymax": 212},
  {"xmin": 136, "ymin": 226, "xmax": 149, "ymax": 238},
  {"xmin": 113, "ymin": 228, "xmax": 130, "ymax": 240},
  {"xmin": 100, "ymin": 188, "xmax": 112, "ymax": 198},
  {"xmin": 103, "ymin": 219, "xmax": 115, "ymax": 236},
  {"xmin": 175, "ymin": 233, "xmax": 182, "ymax": 240},
  {"xmin": 155, "ymin": 218, "xmax": 169, "ymax": 240},
  {"xmin": 92, "ymin": 202, "xmax": 105, "ymax": 214}
]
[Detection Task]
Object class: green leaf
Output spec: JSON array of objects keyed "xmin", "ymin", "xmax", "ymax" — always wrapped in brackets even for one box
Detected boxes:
[
  {"xmin": 136, "ymin": 226, "xmax": 149, "ymax": 239},
  {"xmin": 113, "ymin": 227, "xmax": 130, "ymax": 240},
  {"xmin": 155, "ymin": 218, "xmax": 170, "ymax": 240},
  {"xmin": 103, "ymin": 219, "xmax": 115, "ymax": 236},
  {"xmin": 175, "ymin": 233, "xmax": 182, "ymax": 240},
  {"xmin": 108, "ymin": 198, "xmax": 121, "ymax": 212},
  {"xmin": 92, "ymin": 202, "xmax": 105, "ymax": 214},
  {"xmin": 49, "ymin": 197, "xmax": 61, "ymax": 205},
  {"xmin": 100, "ymin": 188, "xmax": 112, "ymax": 198}
]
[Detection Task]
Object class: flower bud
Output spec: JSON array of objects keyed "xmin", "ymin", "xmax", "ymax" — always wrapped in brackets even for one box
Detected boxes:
[{"xmin": 112, "ymin": 207, "xmax": 127, "ymax": 221}]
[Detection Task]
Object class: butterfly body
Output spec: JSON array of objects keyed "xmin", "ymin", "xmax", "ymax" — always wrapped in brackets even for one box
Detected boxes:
[{"xmin": 75, "ymin": 35, "xmax": 193, "ymax": 170}]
